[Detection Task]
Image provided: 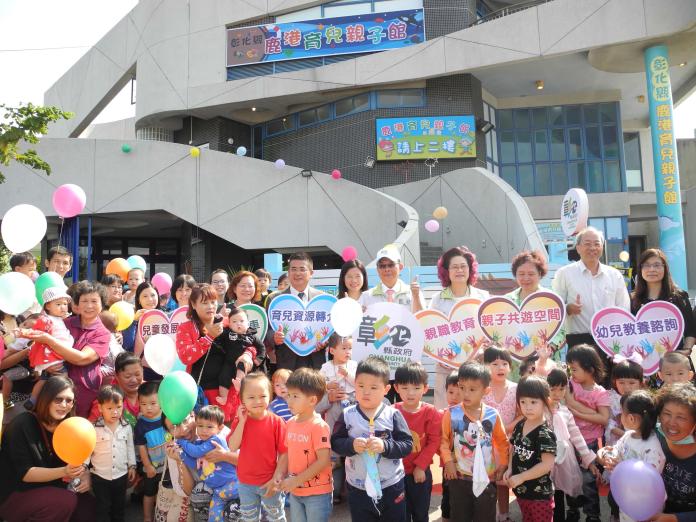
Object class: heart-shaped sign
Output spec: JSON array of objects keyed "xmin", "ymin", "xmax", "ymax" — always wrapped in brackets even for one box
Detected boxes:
[
  {"xmin": 268, "ymin": 294, "xmax": 337, "ymax": 356},
  {"xmin": 416, "ymin": 299, "xmax": 487, "ymax": 368},
  {"xmin": 591, "ymin": 301, "xmax": 683, "ymax": 376},
  {"xmin": 138, "ymin": 306, "xmax": 189, "ymax": 343},
  {"xmin": 239, "ymin": 303, "xmax": 268, "ymax": 342},
  {"xmin": 477, "ymin": 291, "xmax": 565, "ymax": 360}
]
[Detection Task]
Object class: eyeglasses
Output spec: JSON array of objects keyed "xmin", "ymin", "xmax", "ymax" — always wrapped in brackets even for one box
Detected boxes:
[
  {"xmin": 108, "ymin": 284, "xmax": 122, "ymax": 290},
  {"xmin": 53, "ymin": 396, "xmax": 74, "ymax": 405},
  {"xmin": 643, "ymin": 263, "xmax": 665, "ymax": 270},
  {"xmin": 377, "ymin": 263, "xmax": 396, "ymax": 269}
]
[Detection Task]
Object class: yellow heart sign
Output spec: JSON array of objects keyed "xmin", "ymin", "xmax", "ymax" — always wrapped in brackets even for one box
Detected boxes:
[
  {"xmin": 416, "ymin": 299, "xmax": 487, "ymax": 369},
  {"xmin": 477, "ymin": 291, "xmax": 565, "ymax": 360}
]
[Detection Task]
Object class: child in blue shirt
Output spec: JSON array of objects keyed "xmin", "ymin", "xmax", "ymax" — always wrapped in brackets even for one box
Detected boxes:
[
  {"xmin": 269, "ymin": 368, "xmax": 293, "ymax": 421},
  {"xmin": 177, "ymin": 405, "xmax": 238, "ymax": 521}
]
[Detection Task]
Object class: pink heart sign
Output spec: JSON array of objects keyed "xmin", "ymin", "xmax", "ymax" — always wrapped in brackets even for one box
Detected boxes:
[
  {"xmin": 138, "ymin": 306, "xmax": 189, "ymax": 343},
  {"xmin": 477, "ymin": 291, "xmax": 565, "ymax": 360},
  {"xmin": 415, "ymin": 299, "xmax": 487, "ymax": 369},
  {"xmin": 591, "ymin": 301, "xmax": 683, "ymax": 375}
]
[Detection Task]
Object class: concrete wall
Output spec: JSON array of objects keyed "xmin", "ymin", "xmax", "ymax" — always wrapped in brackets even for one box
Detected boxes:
[
  {"xmin": 381, "ymin": 168, "xmax": 546, "ymax": 264},
  {"xmin": 678, "ymin": 138, "xmax": 696, "ymax": 190},
  {"xmin": 0, "ymin": 139, "xmax": 421, "ymax": 266},
  {"xmin": 44, "ymin": 0, "xmax": 696, "ymax": 138}
]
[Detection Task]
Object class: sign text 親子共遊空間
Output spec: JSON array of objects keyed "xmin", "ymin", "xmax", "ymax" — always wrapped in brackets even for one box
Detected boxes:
[
  {"xmin": 226, "ymin": 9, "xmax": 425, "ymax": 67},
  {"xmin": 375, "ymin": 116, "xmax": 476, "ymax": 161}
]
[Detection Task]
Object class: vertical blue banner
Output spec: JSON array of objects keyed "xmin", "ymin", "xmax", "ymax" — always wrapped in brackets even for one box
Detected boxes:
[{"xmin": 644, "ymin": 45, "xmax": 687, "ymax": 289}]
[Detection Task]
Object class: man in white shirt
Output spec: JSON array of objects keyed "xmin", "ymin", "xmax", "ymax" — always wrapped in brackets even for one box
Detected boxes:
[
  {"xmin": 359, "ymin": 246, "xmax": 424, "ymax": 313},
  {"xmin": 552, "ymin": 227, "xmax": 630, "ymax": 383},
  {"xmin": 266, "ymin": 252, "xmax": 327, "ymax": 371}
]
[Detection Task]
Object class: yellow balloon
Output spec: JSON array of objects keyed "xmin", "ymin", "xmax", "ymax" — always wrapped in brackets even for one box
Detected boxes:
[
  {"xmin": 190, "ymin": 147, "xmax": 200, "ymax": 158},
  {"xmin": 433, "ymin": 206, "xmax": 448, "ymax": 220},
  {"xmin": 109, "ymin": 301, "xmax": 135, "ymax": 331}
]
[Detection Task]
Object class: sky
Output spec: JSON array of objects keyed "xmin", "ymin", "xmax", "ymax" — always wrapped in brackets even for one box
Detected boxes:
[{"xmin": 0, "ymin": 0, "xmax": 694, "ymax": 138}]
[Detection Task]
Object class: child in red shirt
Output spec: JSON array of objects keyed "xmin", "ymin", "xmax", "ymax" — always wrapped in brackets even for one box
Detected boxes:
[
  {"xmin": 394, "ymin": 362, "xmax": 442, "ymax": 522},
  {"xmin": 229, "ymin": 372, "xmax": 288, "ymax": 521}
]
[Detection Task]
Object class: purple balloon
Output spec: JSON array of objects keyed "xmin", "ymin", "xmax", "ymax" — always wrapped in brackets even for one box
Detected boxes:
[
  {"xmin": 425, "ymin": 219, "xmax": 440, "ymax": 233},
  {"xmin": 610, "ymin": 459, "xmax": 665, "ymax": 521}
]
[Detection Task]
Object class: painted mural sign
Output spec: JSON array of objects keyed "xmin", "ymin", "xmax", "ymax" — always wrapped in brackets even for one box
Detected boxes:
[
  {"xmin": 226, "ymin": 9, "xmax": 425, "ymax": 67},
  {"xmin": 268, "ymin": 294, "xmax": 337, "ymax": 356},
  {"xmin": 375, "ymin": 115, "xmax": 476, "ymax": 161}
]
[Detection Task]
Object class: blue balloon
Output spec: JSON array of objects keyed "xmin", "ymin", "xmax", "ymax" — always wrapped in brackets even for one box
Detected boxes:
[
  {"xmin": 127, "ymin": 255, "xmax": 147, "ymax": 273},
  {"xmin": 236, "ymin": 146, "xmax": 247, "ymax": 156}
]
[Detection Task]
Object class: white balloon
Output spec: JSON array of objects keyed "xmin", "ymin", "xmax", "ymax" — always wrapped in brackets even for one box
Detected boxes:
[
  {"xmin": 144, "ymin": 334, "xmax": 177, "ymax": 375},
  {"xmin": 0, "ymin": 272, "xmax": 35, "ymax": 315},
  {"xmin": 330, "ymin": 297, "xmax": 364, "ymax": 337},
  {"xmin": 1, "ymin": 204, "xmax": 47, "ymax": 253}
]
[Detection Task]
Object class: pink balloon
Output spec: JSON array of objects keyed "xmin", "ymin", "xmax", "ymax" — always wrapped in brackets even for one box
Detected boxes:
[
  {"xmin": 425, "ymin": 219, "xmax": 440, "ymax": 233},
  {"xmin": 341, "ymin": 246, "xmax": 357, "ymax": 262},
  {"xmin": 52, "ymin": 184, "xmax": 86, "ymax": 218},
  {"xmin": 331, "ymin": 169, "xmax": 341, "ymax": 180},
  {"xmin": 151, "ymin": 272, "xmax": 173, "ymax": 295}
]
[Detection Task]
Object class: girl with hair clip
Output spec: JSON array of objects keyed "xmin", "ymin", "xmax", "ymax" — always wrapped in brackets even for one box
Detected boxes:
[{"xmin": 597, "ymin": 390, "xmax": 666, "ymax": 522}]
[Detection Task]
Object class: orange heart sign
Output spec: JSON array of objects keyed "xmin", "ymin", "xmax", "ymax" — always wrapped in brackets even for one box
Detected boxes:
[
  {"xmin": 415, "ymin": 299, "xmax": 487, "ymax": 369},
  {"xmin": 477, "ymin": 291, "xmax": 565, "ymax": 360}
]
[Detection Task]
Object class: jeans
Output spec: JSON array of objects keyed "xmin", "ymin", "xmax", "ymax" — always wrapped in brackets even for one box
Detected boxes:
[
  {"xmin": 405, "ymin": 468, "xmax": 432, "ymax": 522},
  {"xmin": 288, "ymin": 493, "xmax": 332, "ymax": 522},
  {"xmin": 347, "ymin": 479, "xmax": 406, "ymax": 522},
  {"xmin": 237, "ymin": 482, "xmax": 285, "ymax": 522}
]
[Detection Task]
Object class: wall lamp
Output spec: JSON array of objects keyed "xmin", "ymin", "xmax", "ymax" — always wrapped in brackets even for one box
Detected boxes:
[
  {"xmin": 476, "ymin": 119, "xmax": 495, "ymax": 134},
  {"xmin": 301, "ymin": 169, "xmax": 313, "ymax": 178}
]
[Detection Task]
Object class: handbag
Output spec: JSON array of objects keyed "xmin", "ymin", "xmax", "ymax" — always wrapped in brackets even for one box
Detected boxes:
[{"xmin": 155, "ymin": 459, "xmax": 193, "ymax": 522}]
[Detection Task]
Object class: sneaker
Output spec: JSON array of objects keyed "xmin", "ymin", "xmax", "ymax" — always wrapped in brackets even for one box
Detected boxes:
[
  {"xmin": 565, "ymin": 510, "xmax": 580, "ymax": 522},
  {"xmin": 3, "ymin": 400, "xmax": 14, "ymax": 409}
]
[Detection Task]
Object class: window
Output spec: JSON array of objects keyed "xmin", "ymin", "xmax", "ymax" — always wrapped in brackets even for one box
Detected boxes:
[
  {"xmin": 518, "ymin": 165, "xmax": 534, "ymax": 196},
  {"xmin": 335, "ymin": 93, "xmax": 370, "ymax": 117},
  {"xmin": 624, "ymin": 132, "xmax": 643, "ymax": 191},
  {"xmin": 298, "ymin": 104, "xmax": 330, "ymax": 126},
  {"xmin": 516, "ymin": 131, "xmax": 532, "ymax": 163},
  {"xmin": 266, "ymin": 117, "xmax": 296, "ymax": 136},
  {"xmin": 376, "ymin": 89, "xmax": 424, "ymax": 108}
]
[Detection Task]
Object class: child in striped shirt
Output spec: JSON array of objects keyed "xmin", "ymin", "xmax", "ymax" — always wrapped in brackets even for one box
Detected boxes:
[{"xmin": 269, "ymin": 368, "xmax": 293, "ymax": 421}]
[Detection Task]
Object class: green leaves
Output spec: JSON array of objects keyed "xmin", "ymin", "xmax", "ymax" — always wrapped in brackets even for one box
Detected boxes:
[{"xmin": 0, "ymin": 103, "xmax": 73, "ymax": 183}]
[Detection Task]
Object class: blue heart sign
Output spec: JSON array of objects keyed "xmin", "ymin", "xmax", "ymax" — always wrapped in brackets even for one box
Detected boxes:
[{"xmin": 268, "ymin": 294, "xmax": 337, "ymax": 356}]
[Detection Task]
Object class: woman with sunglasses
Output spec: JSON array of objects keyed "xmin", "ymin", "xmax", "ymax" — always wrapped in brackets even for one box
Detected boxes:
[{"xmin": 0, "ymin": 376, "xmax": 95, "ymax": 521}]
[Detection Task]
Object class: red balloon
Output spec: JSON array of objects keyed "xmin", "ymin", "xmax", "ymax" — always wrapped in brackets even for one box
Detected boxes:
[
  {"xmin": 342, "ymin": 246, "xmax": 357, "ymax": 262},
  {"xmin": 331, "ymin": 169, "xmax": 342, "ymax": 180}
]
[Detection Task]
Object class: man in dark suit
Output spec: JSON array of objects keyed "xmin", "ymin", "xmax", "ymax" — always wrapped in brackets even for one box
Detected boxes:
[{"xmin": 265, "ymin": 252, "xmax": 327, "ymax": 370}]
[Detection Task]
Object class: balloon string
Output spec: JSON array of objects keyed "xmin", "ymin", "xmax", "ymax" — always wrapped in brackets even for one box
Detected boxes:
[{"xmin": 58, "ymin": 218, "xmax": 65, "ymax": 247}]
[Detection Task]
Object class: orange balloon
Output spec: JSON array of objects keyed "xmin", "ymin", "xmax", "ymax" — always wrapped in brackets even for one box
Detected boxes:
[
  {"xmin": 105, "ymin": 257, "xmax": 131, "ymax": 282},
  {"xmin": 53, "ymin": 417, "xmax": 96, "ymax": 465}
]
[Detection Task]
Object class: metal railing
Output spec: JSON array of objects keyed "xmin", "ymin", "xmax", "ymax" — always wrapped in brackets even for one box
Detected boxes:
[{"xmin": 473, "ymin": 0, "xmax": 555, "ymax": 26}]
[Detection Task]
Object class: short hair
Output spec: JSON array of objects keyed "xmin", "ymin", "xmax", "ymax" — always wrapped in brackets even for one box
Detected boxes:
[
  {"xmin": 10, "ymin": 252, "xmax": 35, "ymax": 270},
  {"xmin": 288, "ymin": 252, "xmax": 313, "ymax": 270},
  {"xmin": 196, "ymin": 405, "xmax": 224, "ymax": 426},
  {"xmin": 445, "ymin": 371, "xmax": 459, "ymax": 389},
  {"xmin": 516, "ymin": 375, "xmax": 552, "ymax": 411},
  {"xmin": 127, "ymin": 268, "xmax": 145, "ymax": 278},
  {"xmin": 437, "ymin": 246, "xmax": 479, "ymax": 287},
  {"xmin": 98, "ymin": 385, "xmax": 124, "ymax": 404},
  {"xmin": 338, "ymin": 260, "xmax": 368, "ymax": 298},
  {"xmin": 186, "ymin": 283, "xmax": 218, "ymax": 332},
  {"xmin": 659, "ymin": 351, "xmax": 691, "ymax": 371},
  {"xmin": 210, "ymin": 269, "xmax": 229, "ymax": 283},
  {"xmin": 611, "ymin": 359, "xmax": 644, "ymax": 383},
  {"xmin": 566, "ymin": 344, "xmax": 605, "ymax": 383},
  {"xmin": 394, "ymin": 361, "xmax": 428, "ymax": 386},
  {"xmin": 138, "ymin": 381, "xmax": 160, "ymax": 398},
  {"xmin": 115, "ymin": 352, "xmax": 142, "ymax": 373},
  {"xmin": 656, "ymin": 382, "xmax": 696, "ymax": 424},
  {"xmin": 34, "ymin": 376, "xmax": 75, "ymax": 426},
  {"xmin": 621, "ymin": 390, "xmax": 657, "ymax": 440},
  {"xmin": 70, "ymin": 280, "xmax": 108, "ymax": 309},
  {"xmin": 327, "ymin": 332, "xmax": 351, "ymax": 349},
  {"xmin": 171, "ymin": 274, "xmax": 196, "ymax": 305},
  {"xmin": 483, "ymin": 345, "xmax": 513, "ymax": 366},
  {"xmin": 511, "ymin": 250, "xmax": 548, "ymax": 278},
  {"xmin": 547, "ymin": 368, "xmax": 569, "ymax": 388},
  {"xmin": 47, "ymin": 245, "xmax": 72, "ymax": 262},
  {"xmin": 575, "ymin": 227, "xmax": 605, "ymax": 247},
  {"xmin": 277, "ymin": 273, "xmax": 288, "ymax": 285},
  {"xmin": 254, "ymin": 268, "xmax": 271, "ymax": 283},
  {"xmin": 458, "ymin": 362, "xmax": 491, "ymax": 387},
  {"xmin": 99, "ymin": 311, "xmax": 118, "ymax": 333},
  {"xmin": 226, "ymin": 305, "xmax": 247, "ymax": 319},
  {"xmin": 272, "ymin": 368, "xmax": 292, "ymax": 384},
  {"xmin": 240, "ymin": 372, "xmax": 272, "ymax": 398},
  {"xmin": 229, "ymin": 271, "xmax": 261, "ymax": 302},
  {"xmin": 101, "ymin": 274, "xmax": 122, "ymax": 287},
  {"xmin": 519, "ymin": 354, "xmax": 538, "ymax": 377},
  {"xmin": 356, "ymin": 355, "xmax": 390, "ymax": 385},
  {"xmin": 286, "ymin": 368, "xmax": 326, "ymax": 401}
]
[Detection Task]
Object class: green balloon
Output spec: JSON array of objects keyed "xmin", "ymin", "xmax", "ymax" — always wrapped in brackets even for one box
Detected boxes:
[
  {"xmin": 35, "ymin": 272, "xmax": 66, "ymax": 305},
  {"xmin": 121, "ymin": 144, "xmax": 131, "ymax": 153},
  {"xmin": 158, "ymin": 371, "xmax": 197, "ymax": 424}
]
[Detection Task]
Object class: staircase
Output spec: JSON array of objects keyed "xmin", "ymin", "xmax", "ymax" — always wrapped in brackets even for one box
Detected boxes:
[{"xmin": 420, "ymin": 241, "xmax": 443, "ymax": 266}]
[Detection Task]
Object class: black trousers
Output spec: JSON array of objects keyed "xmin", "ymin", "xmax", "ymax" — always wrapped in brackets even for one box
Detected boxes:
[{"xmin": 92, "ymin": 473, "xmax": 128, "ymax": 522}]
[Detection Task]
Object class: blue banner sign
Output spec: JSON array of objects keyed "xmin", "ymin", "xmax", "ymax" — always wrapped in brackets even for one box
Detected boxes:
[
  {"xmin": 375, "ymin": 115, "xmax": 476, "ymax": 161},
  {"xmin": 226, "ymin": 9, "xmax": 425, "ymax": 67}
]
